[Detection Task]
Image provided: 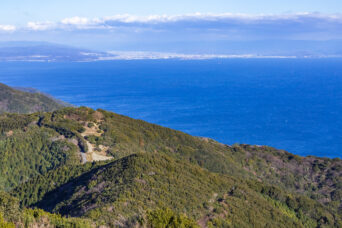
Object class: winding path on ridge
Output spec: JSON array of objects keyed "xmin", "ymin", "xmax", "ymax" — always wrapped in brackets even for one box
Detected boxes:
[{"xmin": 80, "ymin": 123, "xmax": 113, "ymax": 163}]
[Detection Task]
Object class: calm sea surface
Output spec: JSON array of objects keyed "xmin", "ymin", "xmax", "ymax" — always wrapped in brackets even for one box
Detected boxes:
[{"xmin": 0, "ymin": 59, "xmax": 341, "ymax": 158}]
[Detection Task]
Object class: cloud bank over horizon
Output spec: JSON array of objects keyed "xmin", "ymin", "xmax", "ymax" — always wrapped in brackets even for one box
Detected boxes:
[
  {"xmin": 1, "ymin": 13, "xmax": 341, "ymax": 55},
  {"xmin": 0, "ymin": 13, "xmax": 340, "ymax": 34},
  {"xmin": 0, "ymin": 25, "xmax": 16, "ymax": 32}
]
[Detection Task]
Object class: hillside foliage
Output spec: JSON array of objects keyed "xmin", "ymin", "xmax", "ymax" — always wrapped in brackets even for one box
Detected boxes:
[
  {"xmin": 0, "ymin": 106, "xmax": 340, "ymax": 227},
  {"xmin": 0, "ymin": 83, "xmax": 66, "ymax": 114}
]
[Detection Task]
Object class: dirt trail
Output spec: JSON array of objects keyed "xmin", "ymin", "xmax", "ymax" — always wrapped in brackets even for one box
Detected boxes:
[
  {"xmin": 80, "ymin": 152, "xmax": 87, "ymax": 164},
  {"xmin": 80, "ymin": 123, "xmax": 113, "ymax": 162}
]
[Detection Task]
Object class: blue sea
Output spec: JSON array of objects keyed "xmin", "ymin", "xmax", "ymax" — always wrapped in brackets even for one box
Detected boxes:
[{"xmin": 0, "ymin": 59, "xmax": 341, "ymax": 158}]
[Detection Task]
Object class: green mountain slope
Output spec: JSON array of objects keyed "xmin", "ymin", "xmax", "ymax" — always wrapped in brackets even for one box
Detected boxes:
[
  {"xmin": 0, "ymin": 112, "xmax": 82, "ymax": 191},
  {"xmin": 0, "ymin": 191, "xmax": 93, "ymax": 227},
  {"xmin": 0, "ymin": 83, "xmax": 66, "ymax": 114},
  {"xmin": 0, "ymin": 106, "xmax": 341, "ymax": 227},
  {"xmin": 15, "ymin": 153, "xmax": 341, "ymax": 227}
]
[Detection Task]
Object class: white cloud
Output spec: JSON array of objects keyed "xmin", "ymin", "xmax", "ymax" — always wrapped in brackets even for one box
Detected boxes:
[
  {"xmin": 36, "ymin": 13, "xmax": 341, "ymax": 31},
  {"xmin": 61, "ymin": 16, "xmax": 90, "ymax": 25},
  {"xmin": 59, "ymin": 16, "xmax": 107, "ymax": 29},
  {"xmin": 0, "ymin": 24, "xmax": 16, "ymax": 32},
  {"xmin": 7, "ymin": 13, "xmax": 342, "ymax": 41},
  {"xmin": 98, "ymin": 13, "xmax": 342, "ymax": 24},
  {"xmin": 27, "ymin": 21, "xmax": 55, "ymax": 31}
]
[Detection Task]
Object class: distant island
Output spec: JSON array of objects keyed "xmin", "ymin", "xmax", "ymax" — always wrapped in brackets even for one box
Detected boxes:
[{"xmin": 0, "ymin": 83, "xmax": 341, "ymax": 227}]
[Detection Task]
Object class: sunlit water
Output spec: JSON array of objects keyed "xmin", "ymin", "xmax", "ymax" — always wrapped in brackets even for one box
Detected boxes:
[{"xmin": 0, "ymin": 59, "xmax": 341, "ymax": 158}]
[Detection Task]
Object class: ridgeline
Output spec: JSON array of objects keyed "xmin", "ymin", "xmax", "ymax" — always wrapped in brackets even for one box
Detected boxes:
[{"xmin": 0, "ymin": 83, "xmax": 67, "ymax": 114}]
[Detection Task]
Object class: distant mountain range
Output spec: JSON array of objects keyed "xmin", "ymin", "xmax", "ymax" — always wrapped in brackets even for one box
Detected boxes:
[
  {"xmin": 0, "ymin": 82, "xmax": 341, "ymax": 227},
  {"xmin": 0, "ymin": 41, "xmax": 114, "ymax": 62}
]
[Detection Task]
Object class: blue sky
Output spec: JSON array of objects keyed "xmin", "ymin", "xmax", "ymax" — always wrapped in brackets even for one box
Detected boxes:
[{"xmin": 0, "ymin": 1, "xmax": 341, "ymax": 54}]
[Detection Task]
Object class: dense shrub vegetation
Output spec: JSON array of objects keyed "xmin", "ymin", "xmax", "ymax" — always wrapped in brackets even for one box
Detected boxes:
[
  {"xmin": 0, "ymin": 191, "xmax": 92, "ymax": 227},
  {"xmin": 0, "ymin": 106, "xmax": 341, "ymax": 227},
  {"xmin": 0, "ymin": 83, "xmax": 66, "ymax": 114},
  {"xmin": 147, "ymin": 208, "xmax": 199, "ymax": 228},
  {"xmin": 0, "ymin": 125, "xmax": 80, "ymax": 191}
]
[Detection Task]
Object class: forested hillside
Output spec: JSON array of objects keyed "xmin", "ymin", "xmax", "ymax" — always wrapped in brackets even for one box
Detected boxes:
[
  {"xmin": 0, "ymin": 106, "xmax": 341, "ymax": 227},
  {"xmin": 0, "ymin": 83, "xmax": 66, "ymax": 114}
]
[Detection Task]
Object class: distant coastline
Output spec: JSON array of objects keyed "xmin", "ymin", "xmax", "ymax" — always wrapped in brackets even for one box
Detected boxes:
[
  {"xmin": 1, "ymin": 51, "xmax": 342, "ymax": 62},
  {"xmin": 1, "ymin": 41, "xmax": 341, "ymax": 62}
]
